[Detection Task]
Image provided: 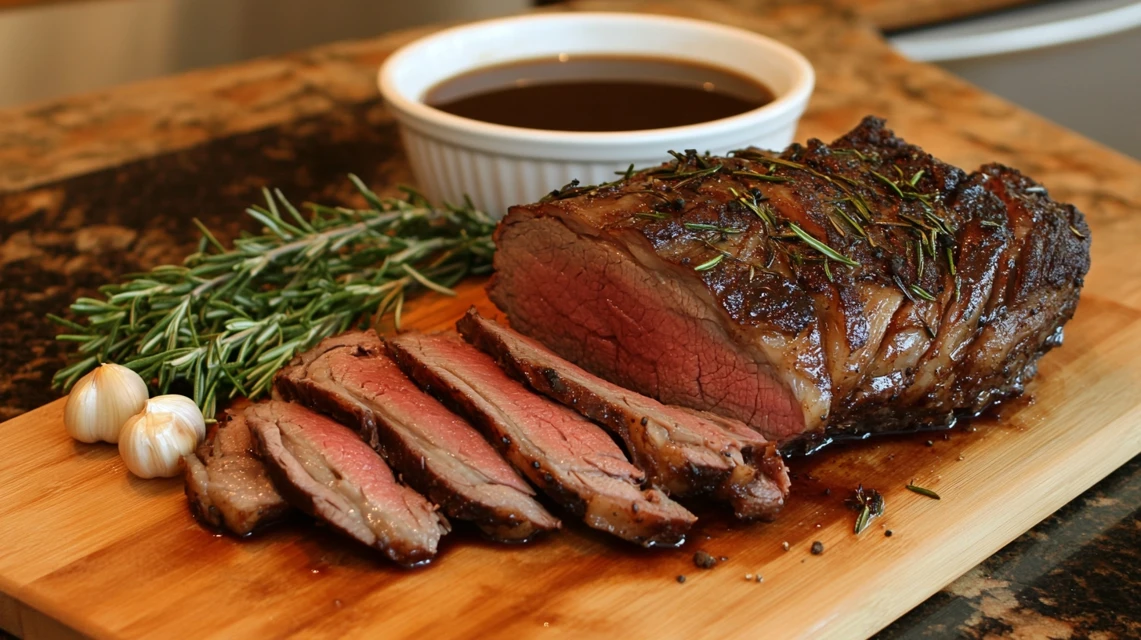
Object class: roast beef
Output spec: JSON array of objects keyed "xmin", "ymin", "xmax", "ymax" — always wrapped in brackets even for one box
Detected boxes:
[
  {"xmin": 183, "ymin": 408, "xmax": 291, "ymax": 536},
  {"xmin": 489, "ymin": 117, "xmax": 1091, "ymax": 446},
  {"xmin": 458, "ymin": 309, "xmax": 790, "ymax": 519},
  {"xmin": 246, "ymin": 400, "xmax": 449, "ymax": 565},
  {"xmin": 274, "ymin": 331, "xmax": 560, "ymax": 542},
  {"xmin": 386, "ymin": 332, "xmax": 697, "ymax": 547}
]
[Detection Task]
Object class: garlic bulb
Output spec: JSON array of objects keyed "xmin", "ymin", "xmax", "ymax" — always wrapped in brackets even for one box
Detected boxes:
[
  {"xmin": 63, "ymin": 363, "xmax": 150, "ymax": 443},
  {"xmin": 118, "ymin": 395, "xmax": 206, "ymax": 479}
]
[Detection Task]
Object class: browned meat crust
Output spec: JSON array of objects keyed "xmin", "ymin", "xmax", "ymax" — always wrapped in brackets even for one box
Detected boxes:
[
  {"xmin": 458, "ymin": 308, "xmax": 790, "ymax": 520},
  {"xmin": 183, "ymin": 409, "xmax": 291, "ymax": 536},
  {"xmin": 490, "ymin": 116, "xmax": 1090, "ymax": 446}
]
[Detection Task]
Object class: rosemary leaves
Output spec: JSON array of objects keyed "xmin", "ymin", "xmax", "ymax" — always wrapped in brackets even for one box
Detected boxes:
[
  {"xmin": 906, "ymin": 484, "xmax": 941, "ymax": 500},
  {"xmin": 50, "ymin": 177, "xmax": 496, "ymax": 419},
  {"xmin": 848, "ymin": 485, "xmax": 885, "ymax": 535}
]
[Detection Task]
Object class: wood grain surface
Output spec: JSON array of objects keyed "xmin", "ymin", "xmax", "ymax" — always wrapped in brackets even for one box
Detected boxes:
[{"xmin": 2, "ymin": 2, "xmax": 1141, "ymax": 639}]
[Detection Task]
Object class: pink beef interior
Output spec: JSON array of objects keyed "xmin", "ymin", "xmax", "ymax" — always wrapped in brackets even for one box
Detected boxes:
[
  {"xmin": 489, "ymin": 212, "xmax": 807, "ymax": 441},
  {"xmin": 328, "ymin": 348, "xmax": 534, "ymax": 494}
]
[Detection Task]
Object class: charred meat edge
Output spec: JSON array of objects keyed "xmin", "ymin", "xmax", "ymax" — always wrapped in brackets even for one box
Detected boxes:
[{"xmin": 183, "ymin": 409, "xmax": 292, "ymax": 536}]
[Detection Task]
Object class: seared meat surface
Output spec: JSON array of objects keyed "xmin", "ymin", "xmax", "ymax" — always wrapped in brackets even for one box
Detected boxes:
[
  {"xmin": 275, "ymin": 331, "xmax": 560, "ymax": 542},
  {"xmin": 490, "ymin": 117, "xmax": 1090, "ymax": 445},
  {"xmin": 387, "ymin": 331, "xmax": 697, "ymax": 547},
  {"xmin": 247, "ymin": 400, "xmax": 449, "ymax": 565},
  {"xmin": 183, "ymin": 409, "xmax": 291, "ymax": 536},
  {"xmin": 458, "ymin": 309, "xmax": 790, "ymax": 520}
]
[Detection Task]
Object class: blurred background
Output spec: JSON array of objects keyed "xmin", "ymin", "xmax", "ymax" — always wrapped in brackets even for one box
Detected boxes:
[{"xmin": 0, "ymin": 0, "xmax": 1138, "ymax": 158}]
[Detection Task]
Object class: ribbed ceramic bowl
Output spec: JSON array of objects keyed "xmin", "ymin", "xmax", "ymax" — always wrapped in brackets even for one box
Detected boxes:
[{"xmin": 378, "ymin": 12, "xmax": 815, "ymax": 218}]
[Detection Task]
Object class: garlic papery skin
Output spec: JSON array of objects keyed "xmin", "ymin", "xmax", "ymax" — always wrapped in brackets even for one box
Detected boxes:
[
  {"xmin": 63, "ymin": 363, "xmax": 150, "ymax": 444},
  {"xmin": 139, "ymin": 394, "xmax": 207, "ymax": 444},
  {"xmin": 118, "ymin": 410, "xmax": 201, "ymax": 479}
]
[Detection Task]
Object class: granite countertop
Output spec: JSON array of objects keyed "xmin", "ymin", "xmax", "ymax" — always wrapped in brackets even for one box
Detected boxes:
[
  {"xmin": 0, "ymin": 0, "xmax": 1136, "ymax": 637},
  {"xmin": 0, "ymin": 0, "xmax": 1035, "ymax": 30},
  {"xmin": 838, "ymin": 0, "xmax": 1036, "ymax": 30}
]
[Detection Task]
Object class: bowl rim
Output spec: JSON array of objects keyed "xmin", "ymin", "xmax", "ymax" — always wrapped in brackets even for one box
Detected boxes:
[{"xmin": 377, "ymin": 12, "xmax": 815, "ymax": 146}]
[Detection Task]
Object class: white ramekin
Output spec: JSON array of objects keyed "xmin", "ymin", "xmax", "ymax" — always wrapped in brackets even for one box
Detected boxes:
[{"xmin": 378, "ymin": 12, "xmax": 815, "ymax": 218}]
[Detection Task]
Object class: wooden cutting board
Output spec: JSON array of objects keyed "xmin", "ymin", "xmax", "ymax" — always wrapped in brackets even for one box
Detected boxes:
[
  {"xmin": 2, "ymin": 272, "xmax": 1140, "ymax": 639},
  {"xmin": 3, "ymin": 1, "xmax": 1141, "ymax": 637}
]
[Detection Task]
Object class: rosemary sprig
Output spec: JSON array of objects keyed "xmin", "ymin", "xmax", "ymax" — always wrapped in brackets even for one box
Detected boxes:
[
  {"xmin": 788, "ymin": 223, "xmax": 860, "ymax": 267},
  {"xmin": 909, "ymin": 284, "xmax": 937, "ymax": 302},
  {"xmin": 693, "ymin": 254, "xmax": 725, "ymax": 272},
  {"xmin": 871, "ymin": 170, "xmax": 907, "ymax": 199},
  {"xmin": 683, "ymin": 222, "xmax": 744, "ymax": 234},
  {"xmin": 50, "ymin": 176, "xmax": 496, "ymax": 419},
  {"xmin": 848, "ymin": 485, "xmax": 885, "ymax": 535},
  {"xmin": 732, "ymin": 169, "xmax": 791, "ymax": 184},
  {"xmin": 730, "ymin": 187, "xmax": 776, "ymax": 226},
  {"xmin": 670, "ymin": 163, "xmax": 723, "ymax": 190}
]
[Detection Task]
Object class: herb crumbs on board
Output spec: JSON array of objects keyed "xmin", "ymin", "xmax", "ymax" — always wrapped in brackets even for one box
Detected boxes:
[
  {"xmin": 847, "ymin": 485, "xmax": 885, "ymax": 535},
  {"xmin": 906, "ymin": 483, "xmax": 942, "ymax": 500}
]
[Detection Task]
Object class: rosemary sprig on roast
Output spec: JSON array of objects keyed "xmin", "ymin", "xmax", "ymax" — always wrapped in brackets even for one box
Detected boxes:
[{"xmin": 50, "ymin": 176, "xmax": 495, "ymax": 419}]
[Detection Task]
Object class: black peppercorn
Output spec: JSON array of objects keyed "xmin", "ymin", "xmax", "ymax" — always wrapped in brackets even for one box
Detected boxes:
[{"xmin": 693, "ymin": 551, "xmax": 717, "ymax": 570}]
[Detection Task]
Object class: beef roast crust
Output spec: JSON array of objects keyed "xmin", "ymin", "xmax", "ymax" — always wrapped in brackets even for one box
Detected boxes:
[
  {"xmin": 183, "ymin": 408, "xmax": 291, "ymax": 536},
  {"xmin": 490, "ymin": 116, "xmax": 1090, "ymax": 444}
]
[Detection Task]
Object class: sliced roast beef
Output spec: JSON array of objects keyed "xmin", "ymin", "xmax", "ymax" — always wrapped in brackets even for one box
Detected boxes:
[
  {"xmin": 457, "ymin": 309, "xmax": 790, "ymax": 519},
  {"xmin": 183, "ymin": 409, "xmax": 292, "ymax": 536},
  {"xmin": 489, "ymin": 117, "xmax": 1090, "ymax": 446},
  {"xmin": 274, "ymin": 331, "xmax": 559, "ymax": 542},
  {"xmin": 246, "ymin": 400, "xmax": 448, "ymax": 565},
  {"xmin": 386, "ymin": 332, "xmax": 696, "ymax": 547}
]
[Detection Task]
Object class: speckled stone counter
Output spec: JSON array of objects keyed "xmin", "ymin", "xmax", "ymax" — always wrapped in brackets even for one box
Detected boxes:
[
  {"xmin": 838, "ymin": 0, "xmax": 1035, "ymax": 31},
  {"xmin": 0, "ymin": 1, "xmax": 1137, "ymax": 637}
]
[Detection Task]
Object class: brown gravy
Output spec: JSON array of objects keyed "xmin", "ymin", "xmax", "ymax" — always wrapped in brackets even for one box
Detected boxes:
[{"xmin": 424, "ymin": 55, "xmax": 775, "ymax": 132}]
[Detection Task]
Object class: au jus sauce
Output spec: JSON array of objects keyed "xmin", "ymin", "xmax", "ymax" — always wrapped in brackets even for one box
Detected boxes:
[{"xmin": 425, "ymin": 55, "xmax": 775, "ymax": 132}]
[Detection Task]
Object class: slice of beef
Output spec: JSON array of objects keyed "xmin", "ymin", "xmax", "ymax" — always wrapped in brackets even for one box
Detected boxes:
[
  {"xmin": 246, "ymin": 400, "xmax": 449, "ymax": 565},
  {"xmin": 489, "ymin": 116, "xmax": 1090, "ymax": 447},
  {"xmin": 457, "ymin": 309, "xmax": 790, "ymax": 520},
  {"xmin": 386, "ymin": 332, "xmax": 696, "ymax": 547},
  {"xmin": 183, "ymin": 409, "xmax": 292, "ymax": 536},
  {"xmin": 274, "ymin": 331, "xmax": 560, "ymax": 542}
]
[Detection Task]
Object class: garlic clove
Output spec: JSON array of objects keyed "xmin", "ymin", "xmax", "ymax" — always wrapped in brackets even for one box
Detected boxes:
[
  {"xmin": 64, "ymin": 363, "xmax": 150, "ymax": 444},
  {"xmin": 138, "ymin": 394, "xmax": 206, "ymax": 444},
  {"xmin": 118, "ymin": 410, "xmax": 200, "ymax": 479}
]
